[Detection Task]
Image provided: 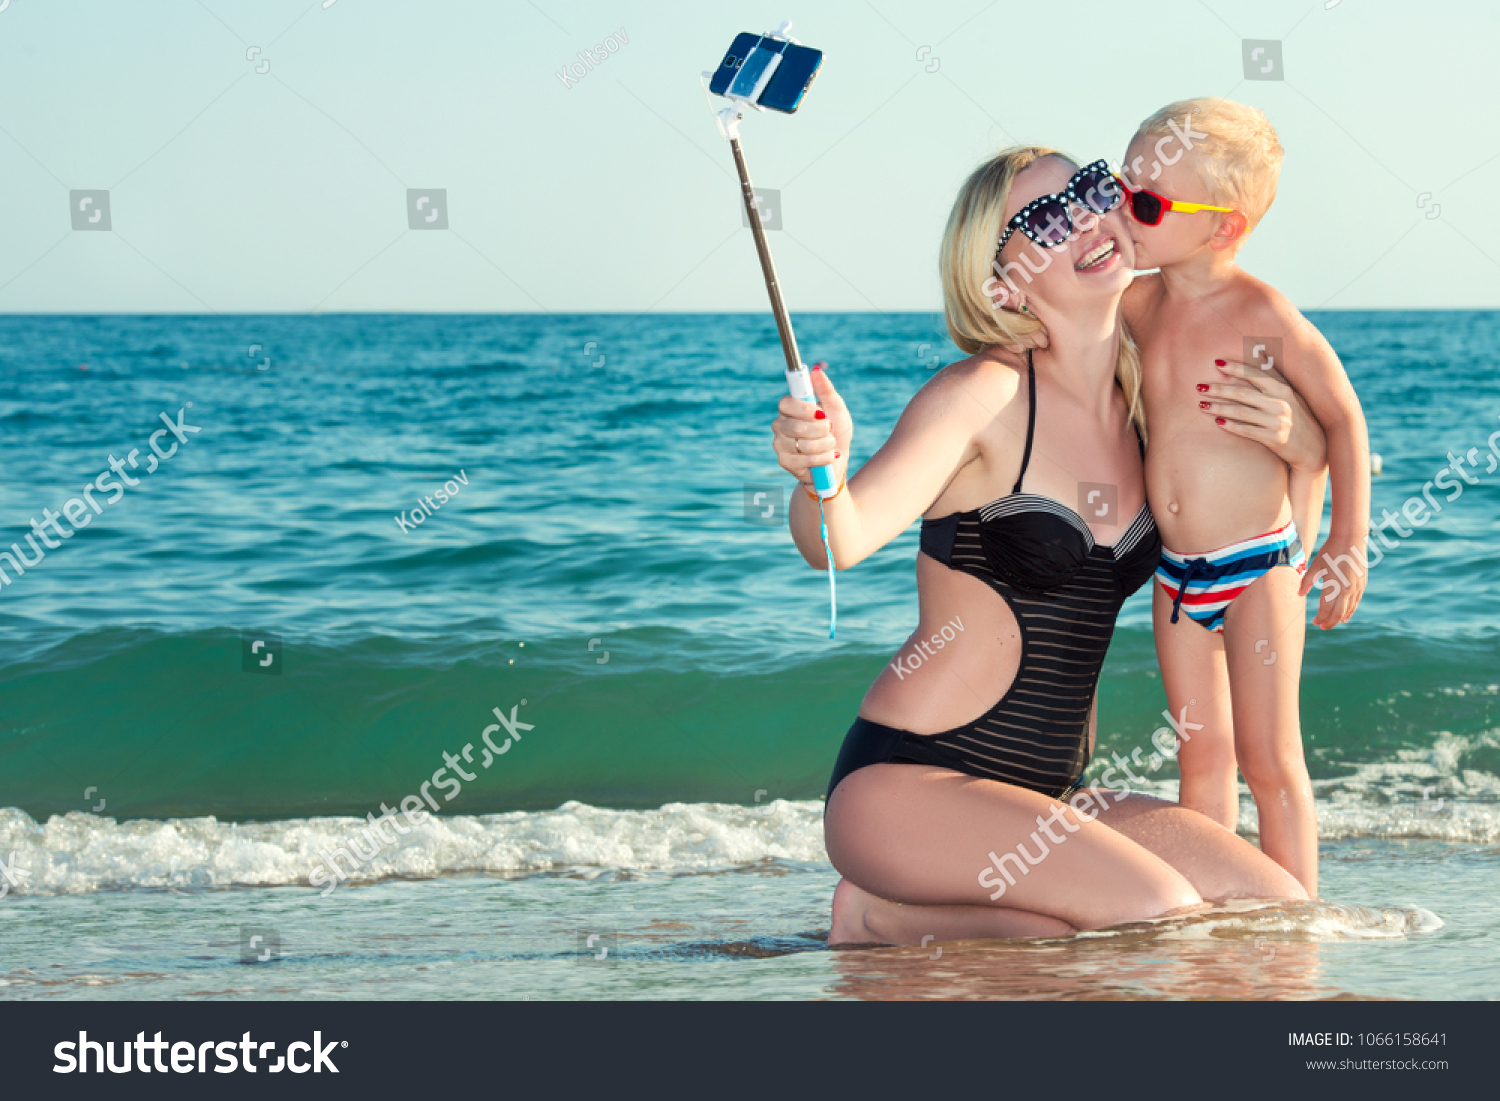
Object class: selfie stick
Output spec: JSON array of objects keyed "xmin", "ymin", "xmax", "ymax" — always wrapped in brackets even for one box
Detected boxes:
[{"xmin": 712, "ymin": 36, "xmax": 838, "ymax": 502}]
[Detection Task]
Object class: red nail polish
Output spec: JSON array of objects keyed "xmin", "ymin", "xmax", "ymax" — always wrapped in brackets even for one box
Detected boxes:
[
  {"xmin": 1214, "ymin": 417, "xmax": 1226, "ymax": 425},
  {"xmin": 1196, "ymin": 384, "xmax": 1209, "ymax": 392},
  {"xmin": 1214, "ymin": 359, "xmax": 1226, "ymax": 366},
  {"xmin": 1199, "ymin": 401, "xmax": 1210, "ymax": 409},
  {"xmin": 814, "ymin": 409, "xmax": 826, "ymax": 420},
  {"xmin": 811, "ymin": 362, "xmax": 826, "ymax": 371},
  {"xmin": 834, "ymin": 452, "xmax": 840, "ymax": 459}
]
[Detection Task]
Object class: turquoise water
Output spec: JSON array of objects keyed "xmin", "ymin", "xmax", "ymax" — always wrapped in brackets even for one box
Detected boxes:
[
  {"xmin": 0, "ymin": 312, "xmax": 1497, "ymax": 999},
  {"xmin": 0, "ymin": 841, "xmax": 1476, "ymax": 1000}
]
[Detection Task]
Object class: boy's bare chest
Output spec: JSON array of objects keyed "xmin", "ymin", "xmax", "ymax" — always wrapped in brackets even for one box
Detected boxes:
[{"xmin": 1136, "ymin": 309, "xmax": 1250, "ymax": 413}]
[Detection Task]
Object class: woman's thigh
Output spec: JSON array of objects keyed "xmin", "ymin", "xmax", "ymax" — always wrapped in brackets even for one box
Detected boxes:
[
  {"xmin": 1082, "ymin": 788, "xmax": 1308, "ymax": 901},
  {"xmin": 824, "ymin": 763, "xmax": 1202, "ymax": 932}
]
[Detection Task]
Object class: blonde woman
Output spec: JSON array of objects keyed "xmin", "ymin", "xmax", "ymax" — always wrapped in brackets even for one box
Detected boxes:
[{"xmin": 772, "ymin": 147, "xmax": 1325, "ymax": 944}]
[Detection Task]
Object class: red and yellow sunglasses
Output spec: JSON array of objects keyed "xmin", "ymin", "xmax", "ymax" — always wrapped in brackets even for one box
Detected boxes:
[{"xmin": 1114, "ymin": 175, "xmax": 1234, "ymax": 226}]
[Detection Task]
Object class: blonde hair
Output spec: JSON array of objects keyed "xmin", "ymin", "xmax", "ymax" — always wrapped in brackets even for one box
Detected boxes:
[
  {"xmin": 1134, "ymin": 97, "xmax": 1283, "ymax": 230},
  {"xmin": 939, "ymin": 145, "xmax": 1146, "ymax": 438}
]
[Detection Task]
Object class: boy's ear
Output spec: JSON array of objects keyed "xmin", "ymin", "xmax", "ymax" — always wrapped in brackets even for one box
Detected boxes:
[{"xmin": 1209, "ymin": 211, "xmax": 1250, "ymax": 252}]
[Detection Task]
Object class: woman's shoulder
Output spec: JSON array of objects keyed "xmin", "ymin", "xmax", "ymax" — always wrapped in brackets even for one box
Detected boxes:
[
  {"xmin": 915, "ymin": 347, "xmax": 1028, "ymax": 422},
  {"xmin": 899, "ymin": 348, "xmax": 1031, "ymax": 509}
]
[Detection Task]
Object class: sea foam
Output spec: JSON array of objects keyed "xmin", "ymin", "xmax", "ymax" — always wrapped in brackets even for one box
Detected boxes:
[{"xmin": 1, "ymin": 778, "xmax": 1495, "ymax": 899}]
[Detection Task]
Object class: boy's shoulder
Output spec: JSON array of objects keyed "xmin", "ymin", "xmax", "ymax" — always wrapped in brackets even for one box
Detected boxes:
[
  {"xmin": 1225, "ymin": 268, "xmax": 1298, "ymax": 326},
  {"xmin": 1225, "ymin": 269, "xmax": 1334, "ymax": 356}
]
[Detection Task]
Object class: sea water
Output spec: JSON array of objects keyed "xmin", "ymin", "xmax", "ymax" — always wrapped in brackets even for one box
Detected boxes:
[{"xmin": 0, "ymin": 312, "xmax": 1495, "ymax": 999}]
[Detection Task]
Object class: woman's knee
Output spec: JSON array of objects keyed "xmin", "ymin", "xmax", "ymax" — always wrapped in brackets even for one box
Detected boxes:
[
  {"xmin": 1127, "ymin": 876, "xmax": 1202, "ymax": 923},
  {"xmin": 1209, "ymin": 847, "xmax": 1308, "ymax": 900},
  {"xmin": 824, "ymin": 764, "xmax": 883, "ymax": 833},
  {"xmin": 822, "ymin": 765, "xmax": 907, "ymax": 875},
  {"xmin": 1083, "ymin": 871, "xmax": 1200, "ymax": 931}
]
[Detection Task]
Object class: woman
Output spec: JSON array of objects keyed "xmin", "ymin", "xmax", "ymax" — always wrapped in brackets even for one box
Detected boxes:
[{"xmin": 771, "ymin": 147, "xmax": 1327, "ymax": 944}]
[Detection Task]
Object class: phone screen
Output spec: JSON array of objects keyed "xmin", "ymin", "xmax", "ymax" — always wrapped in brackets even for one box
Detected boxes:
[{"xmin": 757, "ymin": 44, "xmax": 821, "ymax": 113}]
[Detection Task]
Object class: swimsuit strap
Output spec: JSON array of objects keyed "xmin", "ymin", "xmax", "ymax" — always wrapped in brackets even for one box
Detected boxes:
[{"xmin": 1012, "ymin": 348, "xmax": 1037, "ymax": 495}]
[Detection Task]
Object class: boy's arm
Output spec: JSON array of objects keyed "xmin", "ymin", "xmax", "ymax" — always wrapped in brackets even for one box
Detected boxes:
[
  {"xmin": 1288, "ymin": 463, "xmax": 1328, "ymax": 563},
  {"xmin": 1264, "ymin": 312, "xmax": 1372, "ymax": 630}
]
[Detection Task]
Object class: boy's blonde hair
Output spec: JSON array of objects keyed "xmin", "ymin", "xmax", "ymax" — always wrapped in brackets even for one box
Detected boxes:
[
  {"xmin": 1135, "ymin": 97, "xmax": 1284, "ymax": 231},
  {"xmin": 939, "ymin": 145, "xmax": 1145, "ymax": 437}
]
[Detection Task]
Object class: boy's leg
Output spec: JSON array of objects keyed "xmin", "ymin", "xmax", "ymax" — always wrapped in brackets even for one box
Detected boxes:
[
  {"xmin": 1152, "ymin": 582, "xmax": 1237, "ymax": 829},
  {"xmin": 1222, "ymin": 566, "xmax": 1317, "ymax": 895}
]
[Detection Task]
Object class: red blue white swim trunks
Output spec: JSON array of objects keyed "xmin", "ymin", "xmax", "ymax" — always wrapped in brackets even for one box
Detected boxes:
[{"xmin": 1155, "ymin": 520, "xmax": 1307, "ymax": 633}]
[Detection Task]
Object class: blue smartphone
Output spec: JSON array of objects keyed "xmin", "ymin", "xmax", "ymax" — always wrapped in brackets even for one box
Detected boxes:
[
  {"xmin": 709, "ymin": 33, "xmax": 761, "ymax": 97},
  {"xmin": 709, "ymin": 32, "xmax": 822, "ymax": 113}
]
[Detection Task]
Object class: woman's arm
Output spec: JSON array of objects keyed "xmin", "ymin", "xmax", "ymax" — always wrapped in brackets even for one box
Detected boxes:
[{"xmin": 772, "ymin": 360, "xmax": 1013, "ymax": 570}]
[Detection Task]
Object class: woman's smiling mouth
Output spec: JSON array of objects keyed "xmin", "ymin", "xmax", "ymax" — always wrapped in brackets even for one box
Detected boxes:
[{"xmin": 1075, "ymin": 235, "xmax": 1119, "ymax": 272}]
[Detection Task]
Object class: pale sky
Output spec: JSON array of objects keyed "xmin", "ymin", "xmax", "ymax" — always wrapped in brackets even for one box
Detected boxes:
[{"xmin": 1, "ymin": 0, "xmax": 1497, "ymax": 314}]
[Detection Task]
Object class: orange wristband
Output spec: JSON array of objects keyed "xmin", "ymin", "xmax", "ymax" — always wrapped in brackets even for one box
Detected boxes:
[{"xmin": 804, "ymin": 476, "xmax": 846, "ymax": 502}]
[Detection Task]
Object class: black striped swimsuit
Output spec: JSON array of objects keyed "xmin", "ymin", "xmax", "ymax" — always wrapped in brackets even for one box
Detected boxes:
[{"xmin": 826, "ymin": 352, "xmax": 1160, "ymax": 802}]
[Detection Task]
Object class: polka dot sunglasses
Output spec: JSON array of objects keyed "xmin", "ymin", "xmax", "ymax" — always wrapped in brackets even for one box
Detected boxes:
[{"xmin": 996, "ymin": 160, "xmax": 1123, "ymax": 254}]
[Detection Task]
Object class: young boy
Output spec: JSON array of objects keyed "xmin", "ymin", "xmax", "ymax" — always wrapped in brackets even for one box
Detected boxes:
[{"xmin": 1120, "ymin": 97, "xmax": 1372, "ymax": 895}]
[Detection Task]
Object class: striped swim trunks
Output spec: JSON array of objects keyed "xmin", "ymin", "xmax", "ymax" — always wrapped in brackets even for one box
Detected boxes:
[{"xmin": 1155, "ymin": 520, "xmax": 1307, "ymax": 633}]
